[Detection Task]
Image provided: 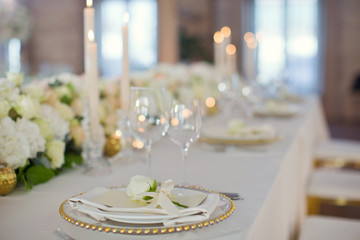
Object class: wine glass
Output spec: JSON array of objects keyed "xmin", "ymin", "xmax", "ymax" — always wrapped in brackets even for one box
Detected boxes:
[
  {"xmin": 128, "ymin": 87, "xmax": 169, "ymax": 177},
  {"xmin": 167, "ymin": 100, "xmax": 201, "ymax": 184}
]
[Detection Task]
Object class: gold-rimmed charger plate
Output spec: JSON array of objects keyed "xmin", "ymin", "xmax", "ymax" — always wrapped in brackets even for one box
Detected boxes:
[
  {"xmin": 59, "ymin": 186, "xmax": 235, "ymax": 235},
  {"xmin": 199, "ymin": 135, "xmax": 278, "ymax": 145},
  {"xmin": 199, "ymin": 128, "xmax": 279, "ymax": 146}
]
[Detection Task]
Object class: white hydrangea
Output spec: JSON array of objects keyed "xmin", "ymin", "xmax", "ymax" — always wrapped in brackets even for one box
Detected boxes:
[
  {"xmin": 0, "ymin": 100, "xmax": 10, "ymax": 119},
  {"xmin": 14, "ymin": 95, "xmax": 41, "ymax": 120},
  {"xmin": 0, "ymin": 78, "xmax": 19, "ymax": 103},
  {"xmin": 16, "ymin": 118, "xmax": 46, "ymax": 158},
  {"xmin": 0, "ymin": 117, "xmax": 30, "ymax": 169},
  {"xmin": 40, "ymin": 104, "xmax": 69, "ymax": 141},
  {"xmin": 46, "ymin": 140, "xmax": 65, "ymax": 169}
]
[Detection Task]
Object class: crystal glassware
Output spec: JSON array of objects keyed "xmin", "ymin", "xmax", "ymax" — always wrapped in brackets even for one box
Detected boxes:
[
  {"xmin": 167, "ymin": 100, "xmax": 201, "ymax": 184},
  {"xmin": 128, "ymin": 87, "xmax": 169, "ymax": 177}
]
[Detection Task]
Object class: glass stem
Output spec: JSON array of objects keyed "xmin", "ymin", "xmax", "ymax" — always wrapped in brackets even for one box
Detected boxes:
[
  {"xmin": 181, "ymin": 146, "xmax": 189, "ymax": 185},
  {"xmin": 145, "ymin": 142, "xmax": 152, "ymax": 178}
]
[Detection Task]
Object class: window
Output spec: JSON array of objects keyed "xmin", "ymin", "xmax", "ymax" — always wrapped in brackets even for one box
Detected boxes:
[
  {"xmin": 97, "ymin": 0, "xmax": 157, "ymax": 77},
  {"xmin": 255, "ymin": 0, "xmax": 318, "ymax": 93}
]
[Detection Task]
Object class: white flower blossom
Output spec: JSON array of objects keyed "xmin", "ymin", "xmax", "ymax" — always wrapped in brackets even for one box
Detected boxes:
[
  {"xmin": 126, "ymin": 175, "xmax": 154, "ymax": 200},
  {"xmin": 0, "ymin": 78, "xmax": 19, "ymax": 103},
  {"xmin": 6, "ymin": 72, "xmax": 24, "ymax": 87},
  {"xmin": 0, "ymin": 100, "xmax": 10, "ymax": 119},
  {"xmin": 46, "ymin": 140, "xmax": 65, "ymax": 169},
  {"xmin": 40, "ymin": 104, "xmax": 69, "ymax": 141},
  {"xmin": 55, "ymin": 102, "xmax": 75, "ymax": 121},
  {"xmin": 16, "ymin": 118, "xmax": 45, "ymax": 158},
  {"xmin": 0, "ymin": 117, "xmax": 30, "ymax": 169},
  {"xmin": 14, "ymin": 95, "xmax": 41, "ymax": 120},
  {"xmin": 22, "ymin": 84, "xmax": 44, "ymax": 101}
]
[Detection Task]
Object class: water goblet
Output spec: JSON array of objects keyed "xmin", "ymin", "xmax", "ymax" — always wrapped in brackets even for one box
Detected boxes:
[
  {"xmin": 128, "ymin": 87, "xmax": 169, "ymax": 177},
  {"xmin": 167, "ymin": 100, "xmax": 202, "ymax": 184}
]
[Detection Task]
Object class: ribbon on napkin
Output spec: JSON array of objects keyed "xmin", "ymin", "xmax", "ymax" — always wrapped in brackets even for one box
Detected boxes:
[{"xmin": 134, "ymin": 179, "xmax": 180, "ymax": 215}]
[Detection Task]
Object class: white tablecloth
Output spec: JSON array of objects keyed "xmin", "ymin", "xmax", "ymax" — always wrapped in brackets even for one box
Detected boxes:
[{"xmin": 0, "ymin": 97, "xmax": 328, "ymax": 240}]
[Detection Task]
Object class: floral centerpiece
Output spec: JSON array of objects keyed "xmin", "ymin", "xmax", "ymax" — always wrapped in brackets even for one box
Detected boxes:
[
  {"xmin": 132, "ymin": 62, "xmax": 219, "ymax": 105},
  {"xmin": 0, "ymin": 73, "xmax": 83, "ymax": 189}
]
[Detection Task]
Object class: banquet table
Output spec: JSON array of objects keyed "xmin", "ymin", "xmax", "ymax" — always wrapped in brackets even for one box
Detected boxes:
[{"xmin": 0, "ymin": 96, "xmax": 329, "ymax": 240}]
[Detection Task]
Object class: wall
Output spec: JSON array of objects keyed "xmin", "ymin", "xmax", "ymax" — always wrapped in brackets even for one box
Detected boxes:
[
  {"xmin": 322, "ymin": 0, "xmax": 360, "ymax": 124},
  {"xmin": 27, "ymin": 0, "xmax": 84, "ymax": 74}
]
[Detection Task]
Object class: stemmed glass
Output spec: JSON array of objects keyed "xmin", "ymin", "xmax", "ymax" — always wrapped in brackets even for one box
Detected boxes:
[
  {"xmin": 128, "ymin": 87, "xmax": 169, "ymax": 177},
  {"xmin": 167, "ymin": 100, "xmax": 202, "ymax": 184}
]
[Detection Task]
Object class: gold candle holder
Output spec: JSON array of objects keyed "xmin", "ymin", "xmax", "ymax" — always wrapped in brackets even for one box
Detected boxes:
[
  {"xmin": 0, "ymin": 164, "xmax": 17, "ymax": 196},
  {"xmin": 104, "ymin": 130, "xmax": 122, "ymax": 157}
]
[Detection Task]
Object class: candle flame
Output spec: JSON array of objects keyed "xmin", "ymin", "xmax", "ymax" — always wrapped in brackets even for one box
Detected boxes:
[
  {"xmin": 221, "ymin": 26, "xmax": 231, "ymax": 38},
  {"xmin": 244, "ymin": 32, "xmax": 255, "ymax": 44},
  {"xmin": 213, "ymin": 31, "xmax": 224, "ymax": 44},
  {"xmin": 88, "ymin": 29, "xmax": 95, "ymax": 42},
  {"xmin": 205, "ymin": 97, "xmax": 216, "ymax": 108},
  {"xmin": 86, "ymin": 0, "xmax": 93, "ymax": 7},
  {"xmin": 115, "ymin": 130, "xmax": 122, "ymax": 137},
  {"xmin": 123, "ymin": 12, "xmax": 129, "ymax": 24},
  {"xmin": 226, "ymin": 44, "xmax": 236, "ymax": 55},
  {"xmin": 247, "ymin": 41, "xmax": 258, "ymax": 49}
]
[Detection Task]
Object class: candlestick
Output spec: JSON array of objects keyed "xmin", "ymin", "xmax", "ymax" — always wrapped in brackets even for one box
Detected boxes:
[
  {"xmin": 121, "ymin": 12, "xmax": 130, "ymax": 112},
  {"xmin": 213, "ymin": 31, "xmax": 223, "ymax": 72},
  {"xmin": 243, "ymin": 32, "xmax": 258, "ymax": 80},
  {"xmin": 83, "ymin": 0, "xmax": 94, "ymax": 64},
  {"xmin": 226, "ymin": 44, "xmax": 237, "ymax": 75},
  {"xmin": 221, "ymin": 26, "xmax": 231, "ymax": 74},
  {"xmin": 85, "ymin": 29, "xmax": 101, "ymax": 141}
]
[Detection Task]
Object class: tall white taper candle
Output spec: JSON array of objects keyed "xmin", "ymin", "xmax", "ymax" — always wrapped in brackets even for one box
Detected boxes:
[
  {"xmin": 121, "ymin": 12, "xmax": 130, "ymax": 112},
  {"xmin": 85, "ymin": 30, "xmax": 101, "ymax": 141}
]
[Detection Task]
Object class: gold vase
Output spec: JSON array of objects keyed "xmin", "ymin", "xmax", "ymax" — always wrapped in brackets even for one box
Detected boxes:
[{"xmin": 0, "ymin": 164, "xmax": 17, "ymax": 196}]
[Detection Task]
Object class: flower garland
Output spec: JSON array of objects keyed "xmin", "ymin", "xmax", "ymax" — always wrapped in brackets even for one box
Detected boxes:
[{"xmin": 0, "ymin": 73, "xmax": 83, "ymax": 189}]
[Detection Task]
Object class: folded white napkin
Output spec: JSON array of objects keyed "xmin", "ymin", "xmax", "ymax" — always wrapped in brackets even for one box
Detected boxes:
[{"xmin": 68, "ymin": 187, "xmax": 219, "ymax": 226}]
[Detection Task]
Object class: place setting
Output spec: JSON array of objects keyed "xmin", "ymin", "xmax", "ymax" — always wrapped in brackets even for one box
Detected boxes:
[{"xmin": 59, "ymin": 175, "xmax": 235, "ymax": 235}]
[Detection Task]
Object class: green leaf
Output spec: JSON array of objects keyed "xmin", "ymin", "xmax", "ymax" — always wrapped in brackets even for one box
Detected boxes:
[
  {"xmin": 143, "ymin": 196, "xmax": 153, "ymax": 201},
  {"xmin": 172, "ymin": 201, "xmax": 188, "ymax": 208},
  {"xmin": 32, "ymin": 154, "xmax": 51, "ymax": 169},
  {"xmin": 48, "ymin": 79, "xmax": 63, "ymax": 87},
  {"xmin": 22, "ymin": 175, "xmax": 32, "ymax": 190},
  {"xmin": 60, "ymin": 95, "xmax": 72, "ymax": 105},
  {"xmin": 25, "ymin": 166, "xmax": 55, "ymax": 186},
  {"xmin": 64, "ymin": 153, "xmax": 83, "ymax": 168},
  {"xmin": 149, "ymin": 179, "xmax": 157, "ymax": 192},
  {"xmin": 66, "ymin": 83, "xmax": 75, "ymax": 93}
]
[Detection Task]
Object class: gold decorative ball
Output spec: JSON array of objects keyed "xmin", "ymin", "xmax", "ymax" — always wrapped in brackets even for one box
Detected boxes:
[
  {"xmin": 0, "ymin": 164, "xmax": 17, "ymax": 196},
  {"xmin": 104, "ymin": 135, "xmax": 122, "ymax": 157}
]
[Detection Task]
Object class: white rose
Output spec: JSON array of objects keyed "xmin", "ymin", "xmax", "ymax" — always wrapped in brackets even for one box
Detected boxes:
[
  {"xmin": 6, "ymin": 72, "xmax": 24, "ymax": 87},
  {"xmin": 0, "ymin": 100, "xmax": 10, "ymax": 119},
  {"xmin": 22, "ymin": 85, "xmax": 44, "ymax": 101},
  {"xmin": 55, "ymin": 102, "xmax": 75, "ymax": 121},
  {"xmin": 14, "ymin": 95, "xmax": 40, "ymax": 120},
  {"xmin": 46, "ymin": 140, "xmax": 65, "ymax": 169},
  {"xmin": 126, "ymin": 175, "xmax": 155, "ymax": 200}
]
